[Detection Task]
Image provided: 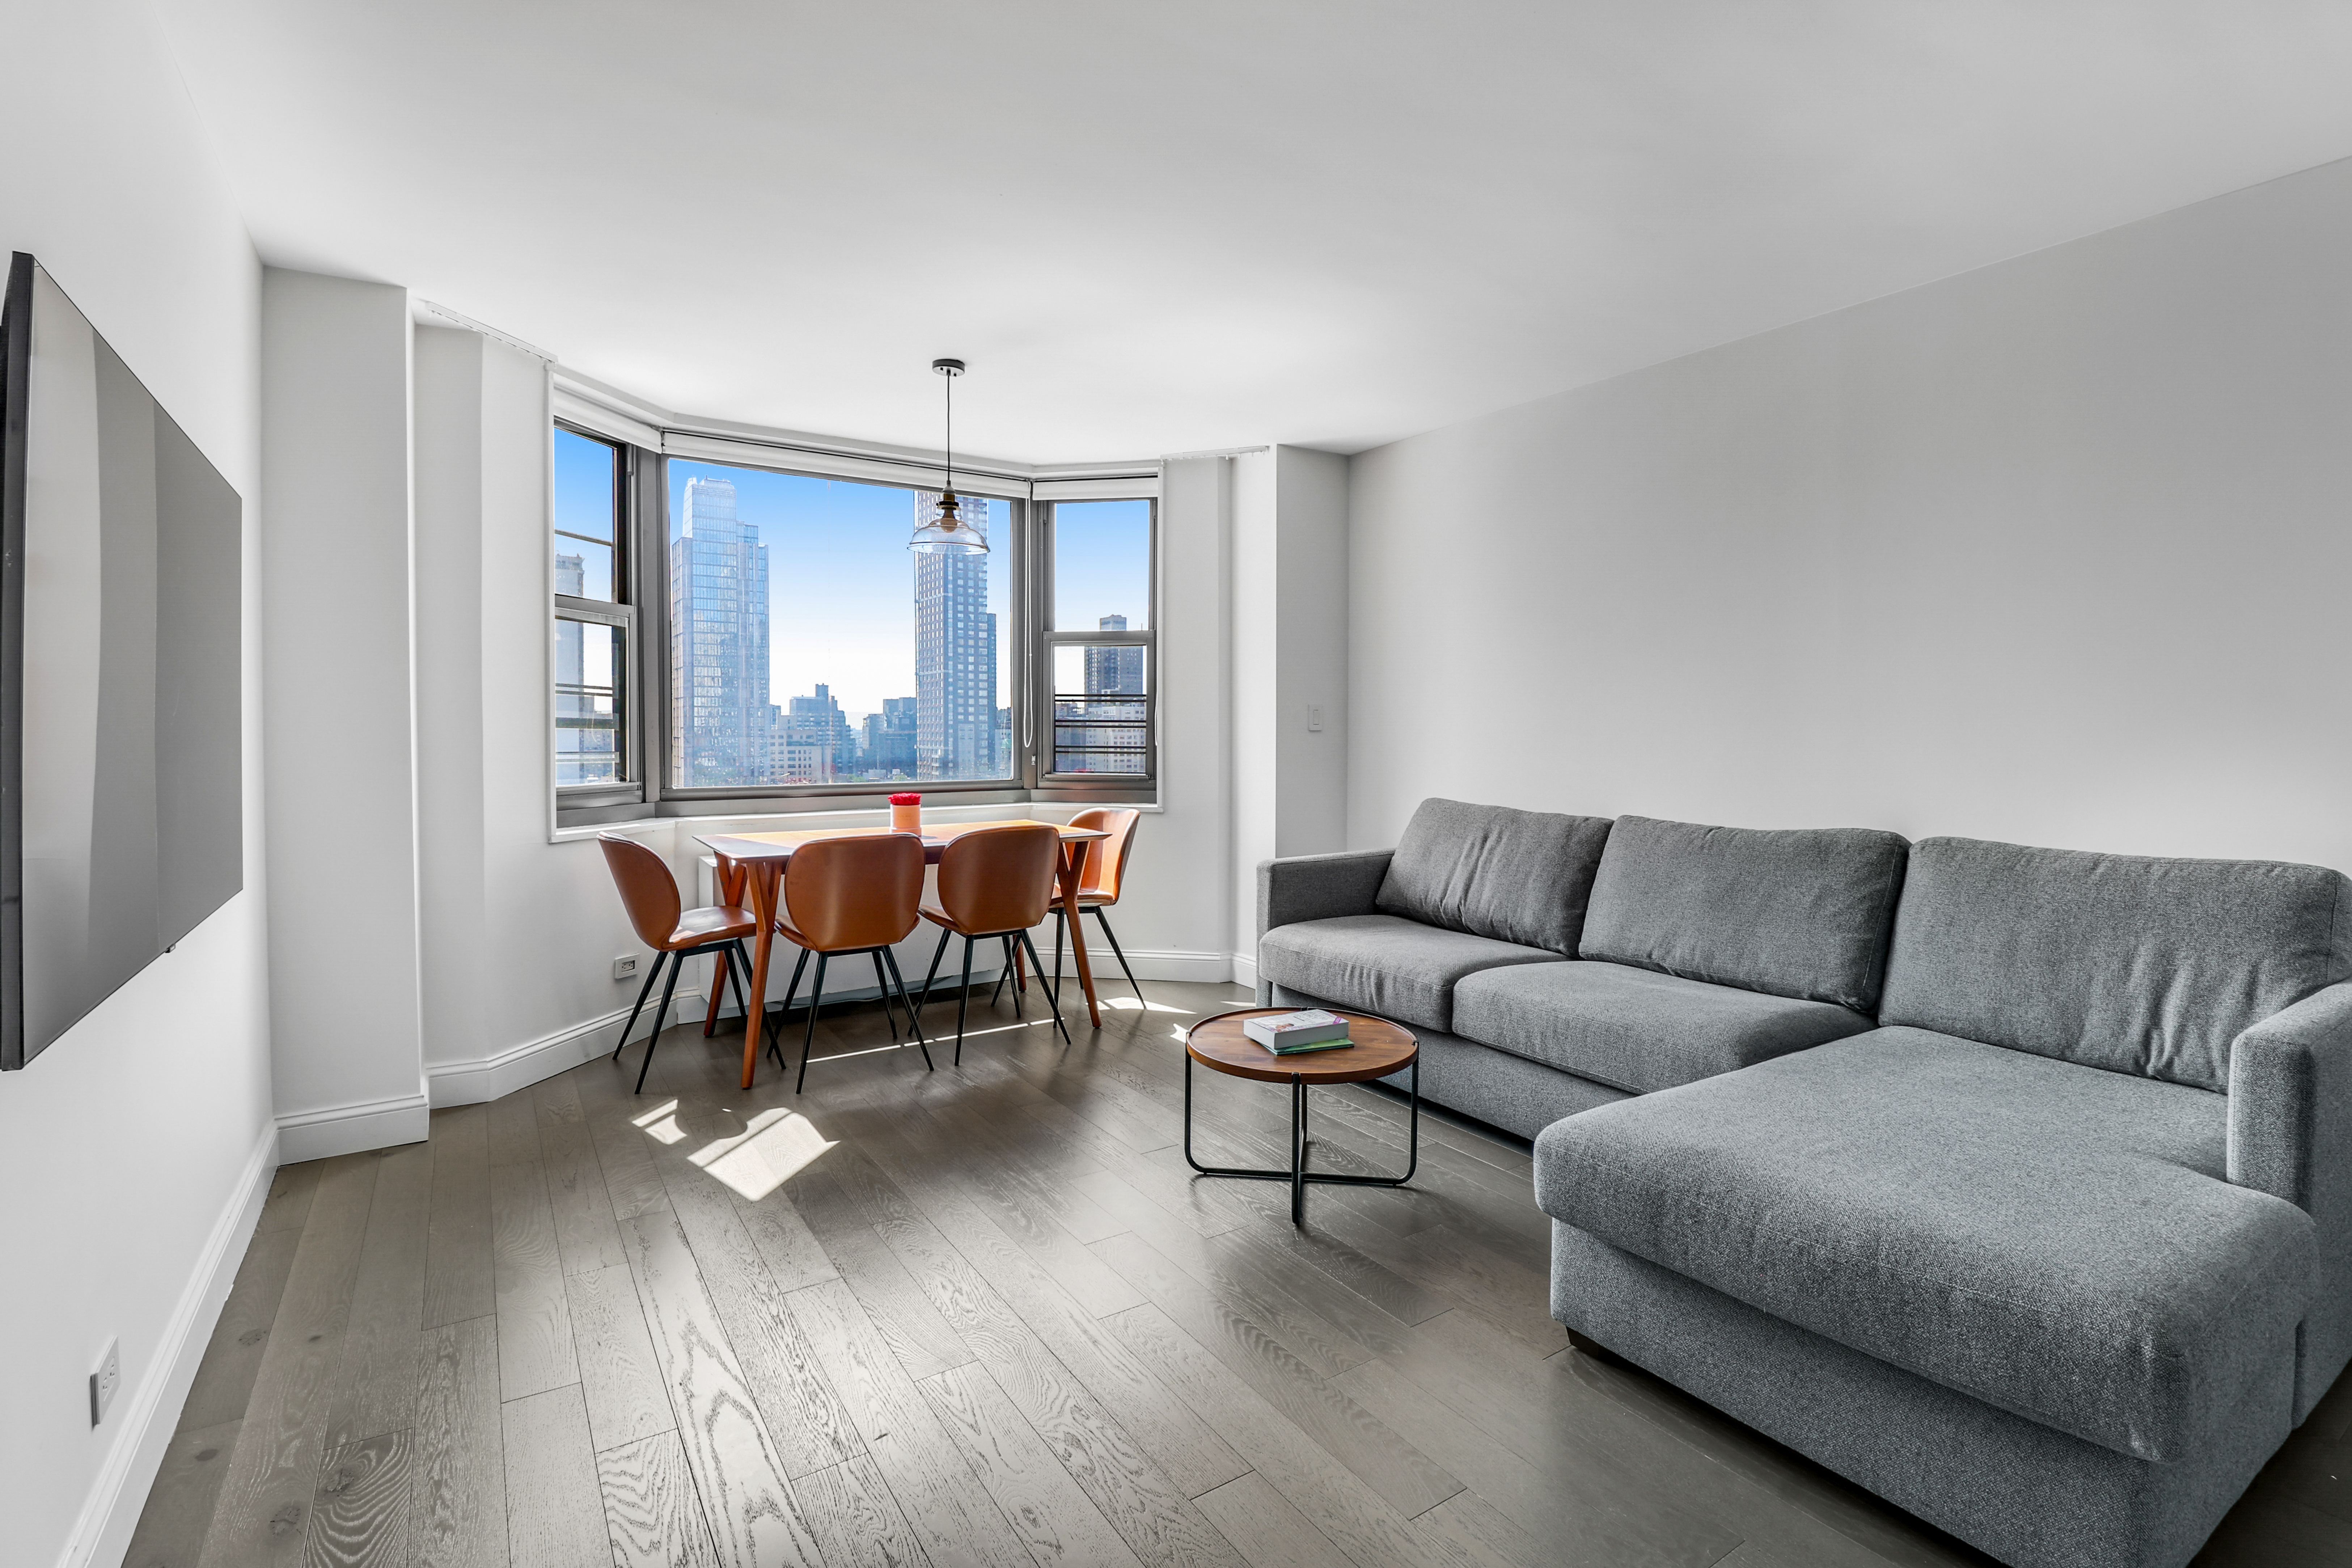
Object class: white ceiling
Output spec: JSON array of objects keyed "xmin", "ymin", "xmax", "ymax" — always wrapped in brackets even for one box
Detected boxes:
[{"xmin": 158, "ymin": 1, "xmax": 2352, "ymax": 463}]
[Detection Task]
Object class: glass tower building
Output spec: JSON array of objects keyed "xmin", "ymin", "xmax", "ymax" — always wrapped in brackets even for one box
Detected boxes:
[
  {"xmin": 670, "ymin": 475, "xmax": 771, "ymax": 787},
  {"xmin": 913, "ymin": 493, "xmax": 999, "ymax": 780}
]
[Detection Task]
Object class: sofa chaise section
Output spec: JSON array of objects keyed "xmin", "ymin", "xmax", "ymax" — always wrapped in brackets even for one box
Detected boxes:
[
  {"xmin": 1536, "ymin": 836, "xmax": 2352, "ymax": 1568},
  {"xmin": 1539, "ymin": 1030, "xmax": 2313, "ymax": 1464}
]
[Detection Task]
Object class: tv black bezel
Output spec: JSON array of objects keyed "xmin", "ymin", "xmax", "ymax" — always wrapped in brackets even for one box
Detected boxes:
[{"xmin": 1, "ymin": 252, "xmax": 31, "ymax": 1070}]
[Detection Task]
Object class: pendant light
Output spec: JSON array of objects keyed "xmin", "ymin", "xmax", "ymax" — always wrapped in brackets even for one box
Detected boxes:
[{"xmin": 909, "ymin": 357, "xmax": 988, "ymax": 554}]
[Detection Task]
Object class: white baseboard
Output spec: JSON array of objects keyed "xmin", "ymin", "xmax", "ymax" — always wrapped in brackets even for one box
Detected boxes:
[
  {"xmin": 1231, "ymin": 951, "xmax": 1258, "ymax": 992},
  {"xmin": 426, "ymin": 994, "xmax": 701, "ymax": 1108},
  {"xmin": 60, "ymin": 1118, "xmax": 278, "ymax": 1568},
  {"xmin": 417, "ymin": 947, "xmax": 1237, "ymax": 1118},
  {"xmin": 276, "ymin": 1091, "xmax": 432, "ymax": 1162},
  {"xmin": 1109, "ymin": 947, "xmax": 1234, "ymax": 984}
]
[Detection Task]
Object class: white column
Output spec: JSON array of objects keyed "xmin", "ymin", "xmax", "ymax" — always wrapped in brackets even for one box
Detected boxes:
[{"xmin": 261, "ymin": 269, "xmax": 427, "ymax": 1157}]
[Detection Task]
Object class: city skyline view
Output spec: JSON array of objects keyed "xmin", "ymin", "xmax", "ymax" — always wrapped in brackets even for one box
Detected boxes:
[
  {"xmin": 553, "ymin": 432, "xmax": 1152, "ymax": 787},
  {"xmin": 660, "ymin": 460, "xmax": 1149, "ymax": 786}
]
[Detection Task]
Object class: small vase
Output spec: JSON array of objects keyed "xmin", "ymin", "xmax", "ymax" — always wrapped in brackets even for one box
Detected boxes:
[{"xmin": 889, "ymin": 793, "xmax": 921, "ymax": 835}]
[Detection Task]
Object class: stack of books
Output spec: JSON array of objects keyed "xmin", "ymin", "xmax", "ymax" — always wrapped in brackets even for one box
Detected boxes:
[{"xmin": 1243, "ymin": 1009, "xmax": 1355, "ymax": 1055}]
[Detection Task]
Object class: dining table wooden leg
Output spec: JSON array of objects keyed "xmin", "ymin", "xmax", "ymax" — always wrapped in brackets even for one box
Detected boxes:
[
  {"xmin": 1056, "ymin": 845, "xmax": 1102, "ymax": 1028},
  {"xmin": 704, "ymin": 857, "xmax": 747, "ymax": 1036},
  {"xmin": 741, "ymin": 862, "xmax": 780, "ymax": 1087}
]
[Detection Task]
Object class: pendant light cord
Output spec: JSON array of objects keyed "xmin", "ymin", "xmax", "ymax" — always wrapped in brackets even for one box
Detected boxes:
[{"xmin": 944, "ymin": 371, "xmax": 953, "ymax": 496}]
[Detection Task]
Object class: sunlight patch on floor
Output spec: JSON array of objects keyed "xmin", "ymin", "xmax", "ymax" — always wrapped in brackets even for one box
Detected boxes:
[
  {"xmin": 688, "ymin": 1106, "xmax": 838, "ymax": 1201},
  {"xmin": 632, "ymin": 1098, "xmax": 687, "ymax": 1144},
  {"xmin": 1099, "ymin": 996, "xmax": 1195, "ymax": 1015}
]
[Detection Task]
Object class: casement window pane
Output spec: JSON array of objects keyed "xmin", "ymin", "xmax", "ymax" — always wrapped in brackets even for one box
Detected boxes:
[
  {"xmin": 1050, "ymin": 642, "xmax": 1147, "ymax": 774},
  {"xmin": 553, "ymin": 426, "xmax": 619, "ymax": 600},
  {"xmin": 555, "ymin": 618, "xmax": 625, "ymax": 784},
  {"xmin": 666, "ymin": 460, "xmax": 1011, "ymax": 788},
  {"xmin": 1052, "ymin": 498, "xmax": 1150, "ymax": 632}
]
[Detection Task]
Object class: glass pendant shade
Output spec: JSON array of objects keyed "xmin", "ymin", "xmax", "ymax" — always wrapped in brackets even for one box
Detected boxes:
[
  {"xmin": 910, "ymin": 489, "xmax": 987, "ymax": 554},
  {"xmin": 910, "ymin": 357, "xmax": 988, "ymax": 554}
]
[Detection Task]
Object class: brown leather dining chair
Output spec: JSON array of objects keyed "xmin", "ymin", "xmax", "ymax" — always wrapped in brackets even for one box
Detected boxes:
[
  {"xmin": 767, "ymin": 832, "xmax": 930, "ymax": 1093},
  {"xmin": 915, "ymin": 823, "xmax": 1072, "ymax": 1060},
  {"xmin": 995, "ymin": 806, "xmax": 1145, "ymax": 1008},
  {"xmin": 1050, "ymin": 807, "xmax": 1143, "ymax": 1001},
  {"xmin": 600, "ymin": 834, "xmax": 758, "ymax": 1094}
]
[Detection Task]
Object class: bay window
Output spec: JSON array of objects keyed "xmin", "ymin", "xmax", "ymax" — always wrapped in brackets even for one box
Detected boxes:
[{"xmin": 549, "ymin": 413, "xmax": 1156, "ymax": 827}]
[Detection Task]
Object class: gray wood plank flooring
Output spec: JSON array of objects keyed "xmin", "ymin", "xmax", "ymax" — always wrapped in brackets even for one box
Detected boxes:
[{"xmin": 128, "ymin": 980, "xmax": 2339, "ymax": 1567}]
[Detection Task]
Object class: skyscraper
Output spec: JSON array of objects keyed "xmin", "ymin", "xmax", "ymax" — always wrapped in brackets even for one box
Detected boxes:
[
  {"xmin": 1085, "ymin": 614, "xmax": 1144, "ymax": 696},
  {"xmin": 1065, "ymin": 613, "xmax": 1146, "ymax": 773},
  {"xmin": 913, "ymin": 493, "xmax": 998, "ymax": 779},
  {"xmin": 670, "ymin": 475, "xmax": 771, "ymax": 787},
  {"xmin": 553, "ymin": 551, "xmax": 618, "ymax": 784},
  {"xmin": 782, "ymin": 683, "xmax": 851, "ymax": 783},
  {"xmin": 863, "ymin": 696, "xmax": 918, "ymax": 778}
]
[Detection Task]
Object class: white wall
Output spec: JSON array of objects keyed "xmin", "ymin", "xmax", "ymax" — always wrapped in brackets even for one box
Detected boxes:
[
  {"xmin": 1230, "ymin": 447, "xmax": 1350, "ymax": 979},
  {"xmin": 412, "ymin": 330, "xmax": 690, "ymax": 1104},
  {"xmin": 262, "ymin": 270, "xmax": 428, "ymax": 1157},
  {"xmin": 1349, "ymin": 156, "xmax": 2352, "ymax": 874},
  {"xmin": 0, "ymin": 5, "xmax": 274, "ymax": 1566}
]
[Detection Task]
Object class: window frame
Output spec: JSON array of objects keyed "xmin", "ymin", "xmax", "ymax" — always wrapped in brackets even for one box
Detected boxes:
[
  {"xmin": 551, "ymin": 422, "xmax": 640, "ymax": 812},
  {"xmin": 549, "ymin": 410, "xmax": 1162, "ymax": 830},
  {"xmin": 644, "ymin": 451, "xmax": 1035, "ymax": 813},
  {"xmin": 1032, "ymin": 496, "xmax": 1159, "ymax": 797}
]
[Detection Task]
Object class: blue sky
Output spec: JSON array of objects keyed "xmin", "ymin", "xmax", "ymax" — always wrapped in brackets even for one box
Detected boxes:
[{"xmin": 554, "ymin": 431, "xmax": 1150, "ymax": 719}]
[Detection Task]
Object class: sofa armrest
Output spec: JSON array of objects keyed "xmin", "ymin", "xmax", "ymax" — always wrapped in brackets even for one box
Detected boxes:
[
  {"xmin": 1256, "ymin": 849, "xmax": 1395, "ymax": 941},
  {"xmin": 2230, "ymin": 981, "xmax": 2352, "ymax": 1419},
  {"xmin": 2230, "ymin": 982, "xmax": 2352, "ymax": 1210}
]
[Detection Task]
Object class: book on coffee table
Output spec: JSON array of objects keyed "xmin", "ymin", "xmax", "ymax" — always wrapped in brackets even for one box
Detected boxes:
[
  {"xmin": 1256, "ymin": 1036, "xmax": 1354, "ymax": 1056},
  {"xmin": 1243, "ymin": 1009, "xmax": 1354, "ymax": 1054}
]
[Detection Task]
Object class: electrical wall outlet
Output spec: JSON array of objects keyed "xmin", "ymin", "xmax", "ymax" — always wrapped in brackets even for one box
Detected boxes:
[
  {"xmin": 613, "ymin": 954, "xmax": 639, "ymax": 981},
  {"xmin": 90, "ymin": 1338, "xmax": 120, "ymax": 1427}
]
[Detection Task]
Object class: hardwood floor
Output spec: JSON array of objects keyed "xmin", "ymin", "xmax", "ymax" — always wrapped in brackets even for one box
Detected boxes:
[{"xmin": 131, "ymin": 980, "xmax": 2352, "ymax": 1568}]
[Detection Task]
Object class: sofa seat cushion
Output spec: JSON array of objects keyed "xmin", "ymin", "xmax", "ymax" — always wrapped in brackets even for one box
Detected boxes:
[
  {"xmin": 1534, "ymin": 1028, "xmax": 2315, "ymax": 1462},
  {"xmin": 1257, "ymin": 915, "xmax": 1563, "ymax": 1033},
  {"xmin": 1455, "ymin": 961, "xmax": 1873, "ymax": 1094}
]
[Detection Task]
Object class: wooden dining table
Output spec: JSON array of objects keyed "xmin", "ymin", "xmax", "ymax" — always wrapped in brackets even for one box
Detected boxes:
[{"xmin": 697, "ymin": 819, "xmax": 1112, "ymax": 1088}]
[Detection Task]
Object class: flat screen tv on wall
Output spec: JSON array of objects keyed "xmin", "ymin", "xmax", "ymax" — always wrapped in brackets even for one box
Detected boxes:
[{"xmin": 0, "ymin": 254, "xmax": 243, "ymax": 1070}]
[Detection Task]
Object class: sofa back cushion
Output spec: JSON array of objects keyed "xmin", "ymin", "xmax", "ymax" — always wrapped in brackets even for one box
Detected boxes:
[
  {"xmin": 1578, "ymin": 816, "xmax": 1910, "ymax": 1011},
  {"xmin": 1879, "ymin": 837, "xmax": 2352, "ymax": 1092},
  {"xmin": 1374, "ymin": 799, "xmax": 1613, "ymax": 955}
]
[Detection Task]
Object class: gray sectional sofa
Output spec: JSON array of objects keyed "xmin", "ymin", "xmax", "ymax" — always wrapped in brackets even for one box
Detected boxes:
[{"xmin": 1255, "ymin": 799, "xmax": 2352, "ymax": 1568}]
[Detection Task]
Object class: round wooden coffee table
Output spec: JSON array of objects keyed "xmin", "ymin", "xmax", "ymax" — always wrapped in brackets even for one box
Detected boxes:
[{"xmin": 1183, "ymin": 1007, "xmax": 1420, "ymax": 1225}]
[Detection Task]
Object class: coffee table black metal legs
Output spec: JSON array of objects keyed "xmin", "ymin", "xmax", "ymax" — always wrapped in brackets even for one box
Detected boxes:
[{"xmin": 1183, "ymin": 1054, "xmax": 1420, "ymax": 1225}]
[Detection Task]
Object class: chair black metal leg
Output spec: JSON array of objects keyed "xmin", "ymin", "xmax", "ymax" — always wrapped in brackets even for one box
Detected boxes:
[
  {"xmin": 990, "ymin": 956, "xmax": 1011, "ymax": 1008},
  {"xmin": 954, "ymin": 937, "xmax": 975, "ymax": 1065},
  {"xmin": 1093, "ymin": 908, "xmax": 1142, "ymax": 1001},
  {"xmin": 614, "ymin": 951, "xmax": 666, "ymax": 1061},
  {"xmin": 1002, "ymin": 937, "xmax": 1024, "ymax": 1018},
  {"xmin": 916, "ymin": 927, "xmax": 951, "ymax": 1014},
  {"xmin": 724, "ymin": 942, "xmax": 752, "ymax": 1022},
  {"xmin": 879, "ymin": 947, "xmax": 932, "ymax": 1070},
  {"xmin": 769, "ymin": 946, "xmax": 811, "ymax": 1066},
  {"xmin": 1018, "ymin": 930, "xmax": 1073, "ymax": 1046},
  {"xmin": 634, "ymin": 952, "xmax": 688, "ymax": 1094},
  {"xmin": 871, "ymin": 950, "xmax": 901, "ymax": 1039},
  {"xmin": 795, "ymin": 954, "xmax": 830, "ymax": 1094},
  {"xmin": 1054, "ymin": 909, "xmax": 1066, "ymax": 994}
]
